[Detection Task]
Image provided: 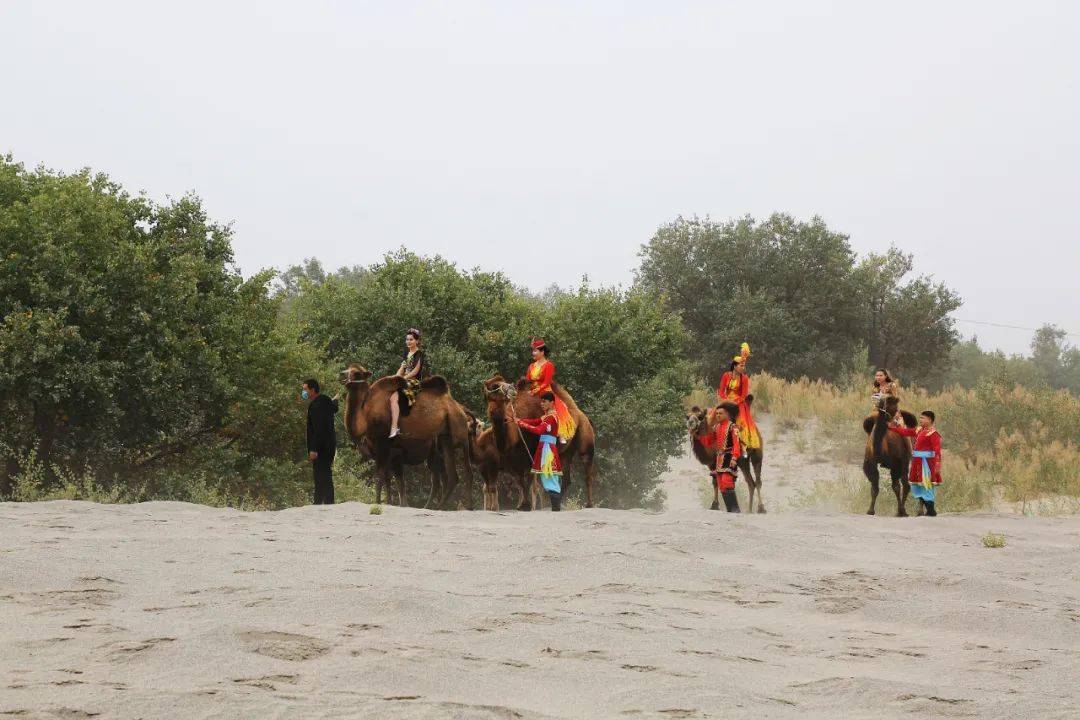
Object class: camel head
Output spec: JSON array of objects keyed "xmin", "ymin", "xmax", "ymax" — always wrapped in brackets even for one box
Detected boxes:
[
  {"xmin": 686, "ymin": 406, "xmax": 708, "ymax": 434},
  {"xmin": 340, "ymin": 363, "xmax": 376, "ymax": 441},
  {"xmin": 482, "ymin": 373, "xmax": 516, "ymax": 416},
  {"xmin": 340, "ymin": 363, "xmax": 373, "ymax": 388}
]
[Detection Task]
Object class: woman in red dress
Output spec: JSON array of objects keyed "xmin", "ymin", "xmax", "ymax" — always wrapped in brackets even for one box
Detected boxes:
[
  {"xmin": 717, "ymin": 342, "xmax": 760, "ymax": 452},
  {"xmin": 525, "ymin": 338, "xmax": 577, "ymax": 443}
]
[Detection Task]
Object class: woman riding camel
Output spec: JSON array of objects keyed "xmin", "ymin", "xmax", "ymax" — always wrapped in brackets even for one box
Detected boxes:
[
  {"xmin": 717, "ymin": 342, "xmax": 760, "ymax": 453},
  {"xmin": 871, "ymin": 368, "xmax": 900, "ymax": 409},
  {"xmin": 871, "ymin": 368, "xmax": 903, "ymax": 424},
  {"xmin": 388, "ymin": 328, "xmax": 428, "ymax": 439},
  {"xmin": 526, "ymin": 338, "xmax": 577, "ymax": 443}
]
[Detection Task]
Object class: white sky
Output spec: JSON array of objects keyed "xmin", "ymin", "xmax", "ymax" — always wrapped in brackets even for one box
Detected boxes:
[{"xmin": 3, "ymin": 1, "xmax": 1077, "ymax": 354}]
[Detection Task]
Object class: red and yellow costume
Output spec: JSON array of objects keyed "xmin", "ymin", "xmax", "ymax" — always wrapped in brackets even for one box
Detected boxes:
[
  {"xmin": 516, "ymin": 412, "xmax": 562, "ymax": 493},
  {"xmin": 889, "ymin": 425, "xmax": 943, "ymax": 488},
  {"xmin": 712, "ymin": 417, "xmax": 741, "ymax": 492},
  {"xmin": 527, "ymin": 340, "xmax": 577, "ymax": 443},
  {"xmin": 717, "ymin": 343, "xmax": 761, "ymax": 450}
]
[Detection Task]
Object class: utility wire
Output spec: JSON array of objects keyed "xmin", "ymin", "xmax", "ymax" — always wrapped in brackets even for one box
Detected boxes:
[{"xmin": 953, "ymin": 317, "xmax": 1080, "ymax": 339}]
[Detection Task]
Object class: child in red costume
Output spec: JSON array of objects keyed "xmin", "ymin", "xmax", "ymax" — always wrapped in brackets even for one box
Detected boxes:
[
  {"xmin": 889, "ymin": 409, "xmax": 942, "ymax": 516},
  {"xmin": 514, "ymin": 392, "xmax": 564, "ymax": 512}
]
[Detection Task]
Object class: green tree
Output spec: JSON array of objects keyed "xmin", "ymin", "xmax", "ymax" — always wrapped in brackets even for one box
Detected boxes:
[
  {"xmin": 635, "ymin": 214, "xmax": 865, "ymax": 383},
  {"xmin": 1030, "ymin": 324, "xmax": 1080, "ymax": 393},
  {"xmin": 0, "ymin": 156, "xmax": 316, "ymax": 503},
  {"xmin": 854, "ymin": 247, "xmax": 961, "ymax": 386}
]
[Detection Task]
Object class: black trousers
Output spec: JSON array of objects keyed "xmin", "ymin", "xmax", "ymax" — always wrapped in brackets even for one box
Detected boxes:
[{"xmin": 313, "ymin": 448, "xmax": 336, "ymax": 505}]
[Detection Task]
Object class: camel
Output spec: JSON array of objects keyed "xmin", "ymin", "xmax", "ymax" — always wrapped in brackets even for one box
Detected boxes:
[
  {"xmin": 351, "ymin": 433, "xmax": 448, "ymax": 510},
  {"xmin": 463, "ymin": 411, "xmax": 540, "ymax": 512},
  {"xmin": 685, "ymin": 400, "xmax": 767, "ymax": 513},
  {"xmin": 862, "ymin": 395, "xmax": 917, "ymax": 516},
  {"xmin": 339, "ymin": 363, "xmax": 474, "ymax": 509},
  {"xmin": 482, "ymin": 373, "xmax": 597, "ymax": 509}
]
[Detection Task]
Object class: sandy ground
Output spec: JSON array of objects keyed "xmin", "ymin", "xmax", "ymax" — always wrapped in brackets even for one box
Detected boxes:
[
  {"xmin": 2, "ymin": 415, "xmax": 1079, "ymax": 719},
  {"xmin": 3, "ymin": 504, "xmax": 1079, "ymax": 719}
]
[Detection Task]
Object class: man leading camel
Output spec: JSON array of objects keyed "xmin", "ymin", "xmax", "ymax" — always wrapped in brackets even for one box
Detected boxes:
[{"xmin": 303, "ymin": 378, "xmax": 338, "ymax": 505}]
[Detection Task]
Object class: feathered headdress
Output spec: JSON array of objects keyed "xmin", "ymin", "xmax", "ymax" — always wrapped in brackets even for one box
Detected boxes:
[{"xmin": 733, "ymin": 342, "xmax": 750, "ymax": 364}]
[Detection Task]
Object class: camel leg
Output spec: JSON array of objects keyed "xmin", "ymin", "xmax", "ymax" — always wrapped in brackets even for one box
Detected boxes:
[
  {"xmin": 739, "ymin": 457, "xmax": 755, "ymax": 514},
  {"xmin": 891, "ymin": 464, "xmax": 908, "ymax": 517},
  {"xmin": 393, "ymin": 456, "xmax": 408, "ymax": 507},
  {"xmin": 462, "ymin": 449, "xmax": 475, "ymax": 511},
  {"xmin": 534, "ymin": 475, "xmax": 548, "ymax": 510},
  {"xmin": 710, "ymin": 477, "xmax": 720, "ymax": 510},
  {"xmin": 375, "ymin": 462, "xmax": 390, "ymax": 505},
  {"xmin": 752, "ymin": 452, "xmax": 766, "ymax": 514},
  {"xmin": 517, "ymin": 472, "xmax": 532, "ymax": 511},
  {"xmin": 582, "ymin": 449, "xmax": 596, "ymax": 508},
  {"xmin": 863, "ymin": 460, "xmax": 880, "ymax": 515},
  {"xmin": 438, "ymin": 443, "xmax": 460, "ymax": 511}
]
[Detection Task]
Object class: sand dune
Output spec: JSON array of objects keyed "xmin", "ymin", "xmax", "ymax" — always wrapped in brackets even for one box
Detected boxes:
[{"xmin": 2, "ymin": 494, "xmax": 1078, "ymax": 719}]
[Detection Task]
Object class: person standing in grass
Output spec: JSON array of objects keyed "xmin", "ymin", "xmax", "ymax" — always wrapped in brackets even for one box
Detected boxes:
[
  {"xmin": 889, "ymin": 410, "xmax": 942, "ymax": 516},
  {"xmin": 512, "ymin": 391, "xmax": 564, "ymax": 511}
]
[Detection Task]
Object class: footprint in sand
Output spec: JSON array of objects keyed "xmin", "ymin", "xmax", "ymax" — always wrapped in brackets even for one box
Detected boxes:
[
  {"xmin": 237, "ymin": 631, "xmax": 331, "ymax": 661},
  {"xmin": 231, "ymin": 673, "xmax": 299, "ymax": 691},
  {"xmin": 104, "ymin": 637, "xmax": 176, "ymax": 662}
]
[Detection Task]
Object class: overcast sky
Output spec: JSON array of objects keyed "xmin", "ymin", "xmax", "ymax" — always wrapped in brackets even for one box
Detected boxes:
[{"xmin": 3, "ymin": 1, "xmax": 1077, "ymax": 354}]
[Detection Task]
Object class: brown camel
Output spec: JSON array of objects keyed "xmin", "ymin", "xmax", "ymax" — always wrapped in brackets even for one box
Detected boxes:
[
  {"xmin": 463, "ymin": 411, "xmax": 538, "ymax": 512},
  {"xmin": 481, "ymin": 373, "xmax": 597, "ymax": 509},
  {"xmin": 685, "ymin": 400, "xmax": 767, "ymax": 513},
  {"xmin": 862, "ymin": 395, "xmax": 917, "ymax": 516},
  {"xmin": 339, "ymin": 363, "xmax": 474, "ymax": 509},
  {"xmin": 350, "ymin": 434, "xmax": 449, "ymax": 509}
]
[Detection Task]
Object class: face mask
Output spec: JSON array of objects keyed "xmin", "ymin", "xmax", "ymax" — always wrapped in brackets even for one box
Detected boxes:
[{"xmin": 301, "ymin": 390, "xmax": 310, "ymax": 401}]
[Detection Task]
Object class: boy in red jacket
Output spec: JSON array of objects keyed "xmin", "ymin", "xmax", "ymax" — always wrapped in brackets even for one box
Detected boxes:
[
  {"xmin": 514, "ymin": 392, "xmax": 564, "ymax": 511},
  {"xmin": 889, "ymin": 410, "xmax": 942, "ymax": 516},
  {"xmin": 711, "ymin": 402, "xmax": 742, "ymax": 513}
]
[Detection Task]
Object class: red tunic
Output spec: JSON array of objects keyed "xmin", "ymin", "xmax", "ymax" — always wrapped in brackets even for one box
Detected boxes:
[
  {"xmin": 516, "ymin": 412, "xmax": 563, "ymax": 475},
  {"xmin": 713, "ymin": 420, "xmax": 741, "ymax": 473},
  {"xmin": 889, "ymin": 426, "xmax": 942, "ymax": 485}
]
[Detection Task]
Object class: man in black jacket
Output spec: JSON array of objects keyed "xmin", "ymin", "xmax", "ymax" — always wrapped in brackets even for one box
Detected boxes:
[{"xmin": 303, "ymin": 378, "xmax": 338, "ymax": 505}]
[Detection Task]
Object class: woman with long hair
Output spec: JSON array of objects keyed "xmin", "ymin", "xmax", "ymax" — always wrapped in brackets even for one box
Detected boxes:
[
  {"xmin": 525, "ymin": 338, "xmax": 577, "ymax": 443},
  {"xmin": 388, "ymin": 328, "xmax": 428, "ymax": 439}
]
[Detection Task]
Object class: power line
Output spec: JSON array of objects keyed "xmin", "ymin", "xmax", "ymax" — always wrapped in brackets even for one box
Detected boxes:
[{"xmin": 953, "ymin": 317, "xmax": 1080, "ymax": 338}]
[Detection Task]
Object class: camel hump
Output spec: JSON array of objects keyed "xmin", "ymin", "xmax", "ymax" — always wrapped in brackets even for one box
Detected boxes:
[
  {"xmin": 899, "ymin": 410, "xmax": 918, "ymax": 429},
  {"xmin": 862, "ymin": 416, "xmax": 875, "ymax": 434},
  {"xmin": 420, "ymin": 375, "xmax": 449, "ymax": 395}
]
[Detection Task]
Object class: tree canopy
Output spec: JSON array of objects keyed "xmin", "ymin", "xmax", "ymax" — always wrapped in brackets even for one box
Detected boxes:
[{"xmin": 635, "ymin": 214, "xmax": 961, "ymax": 387}]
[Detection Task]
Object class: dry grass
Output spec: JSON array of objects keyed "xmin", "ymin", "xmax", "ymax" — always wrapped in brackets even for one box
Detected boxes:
[
  {"xmin": 733, "ymin": 373, "xmax": 1080, "ymax": 515},
  {"xmin": 981, "ymin": 531, "xmax": 1007, "ymax": 549}
]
